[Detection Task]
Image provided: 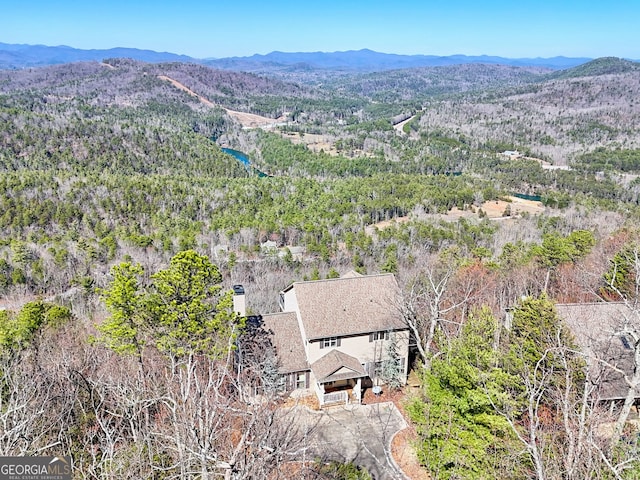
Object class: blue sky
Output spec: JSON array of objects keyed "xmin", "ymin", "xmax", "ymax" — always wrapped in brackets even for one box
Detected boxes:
[{"xmin": 2, "ymin": 0, "xmax": 638, "ymax": 59}]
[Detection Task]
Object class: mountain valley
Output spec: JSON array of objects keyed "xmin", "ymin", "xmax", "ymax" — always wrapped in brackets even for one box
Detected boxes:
[{"xmin": 2, "ymin": 47, "xmax": 640, "ymax": 478}]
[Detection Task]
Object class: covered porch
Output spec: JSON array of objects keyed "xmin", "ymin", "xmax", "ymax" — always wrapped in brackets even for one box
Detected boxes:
[{"xmin": 310, "ymin": 350, "xmax": 368, "ymax": 407}]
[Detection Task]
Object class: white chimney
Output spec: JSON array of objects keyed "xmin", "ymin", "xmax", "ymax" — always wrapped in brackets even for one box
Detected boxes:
[{"xmin": 232, "ymin": 285, "xmax": 246, "ymax": 317}]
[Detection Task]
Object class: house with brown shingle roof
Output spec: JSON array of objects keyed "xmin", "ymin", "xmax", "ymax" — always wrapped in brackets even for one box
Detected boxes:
[
  {"xmin": 267, "ymin": 272, "xmax": 410, "ymax": 406},
  {"xmin": 556, "ymin": 302, "xmax": 640, "ymax": 403}
]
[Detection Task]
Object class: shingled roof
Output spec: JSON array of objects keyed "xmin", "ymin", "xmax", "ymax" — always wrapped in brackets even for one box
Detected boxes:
[
  {"xmin": 262, "ymin": 312, "xmax": 308, "ymax": 374},
  {"xmin": 311, "ymin": 350, "xmax": 367, "ymax": 383},
  {"xmin": 285, "ymin": 273, "xmax": 404, "ymax": 340},
  {"xmin": 557, "ymin": 302, "xmax": 638, "ymax": 401}
]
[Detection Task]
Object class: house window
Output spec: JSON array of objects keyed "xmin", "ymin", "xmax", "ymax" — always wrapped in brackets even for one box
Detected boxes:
[
  {"xmin": 369, "ymin": 331, "xmax": 390, "ymax": 342},
  {"xmin": 373, "ymin": 361, "xmax": 384, "ymax": 377},
  {"xmin": 296, "ymin": 372, "xmax": 307, "ymax": 389},
  {"xmin": 620, "ymin": 334, "xmax": 632, "ymax": 350},
  {"xmin": 320, "ymin": 337, "xmax": 340, "ymax": 348}
]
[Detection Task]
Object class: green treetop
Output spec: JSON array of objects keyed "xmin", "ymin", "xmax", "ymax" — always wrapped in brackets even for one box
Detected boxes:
[{"xmin": 98, "ymin": 250, "xmax": 243, "ymax": 360}]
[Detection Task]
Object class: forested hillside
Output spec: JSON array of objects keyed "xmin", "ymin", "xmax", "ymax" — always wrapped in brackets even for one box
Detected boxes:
[
  {"xmin": 325, "ymin": 63, "xmax": 548, "ymax": 102},
  {"xmin": 414, "ymin": 58, "xmax": 640, "ymax": 164},
  {"xmin": 2, "ymin": 57, "xmax": 640, "ymax": 478}
]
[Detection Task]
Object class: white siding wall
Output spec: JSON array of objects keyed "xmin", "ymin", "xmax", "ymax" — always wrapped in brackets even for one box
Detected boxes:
[{"xmin": 281, "ymin": 288, "xmax": 299, "ymax": 312}]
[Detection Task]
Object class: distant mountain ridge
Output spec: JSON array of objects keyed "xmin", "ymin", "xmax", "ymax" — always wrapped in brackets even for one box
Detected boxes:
[
  {"xmin": 0, "ymin": 42, "xmax": 194, "ymax": 69},
  {"xmin": 204, "ymin": 49, "xmax": 594, "ymax": 72},
  {"xmin": 0, "ymin": 42, "xmax": 599, "ymax": 72}
]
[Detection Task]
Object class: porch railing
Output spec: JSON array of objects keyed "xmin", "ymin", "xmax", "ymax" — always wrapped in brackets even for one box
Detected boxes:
[{"xmin": 322, "ymin": 390, "xmax": 348, "ymax": 406}]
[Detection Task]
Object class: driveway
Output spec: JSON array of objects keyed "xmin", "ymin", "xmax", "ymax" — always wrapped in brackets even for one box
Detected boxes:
[{"xmin": 290, "ymin": 402, "xmax": 408, "ymax": 480}]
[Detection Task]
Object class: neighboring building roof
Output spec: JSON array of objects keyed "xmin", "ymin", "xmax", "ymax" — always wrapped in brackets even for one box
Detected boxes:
[
  {"xmin": 286, "ymin": 273, "xmax": 405, "ymax": 340},
  {"xmin": 262, "ymin": 312, "xmax": 309, "ymax": 374},
  {"xmin": 311, "ymin": 349, "xmax": 367, "ymax": 383},
  {"xmin": 260, "ymin": 240, "xmax": 278, "ymax": 250},
  {"xmin": 557, "ymin": 302, "xmax": 633, "ymax": 340},
  {"xmin": 557, "ymin": 302, "xmax": 638, "ymax": 401},
  {"xmin": 282, "ymin": 246, "xmax": 305, "ymax": 254},
  {"xmin": 278, "ymin": 246, "xmax": 305, "ymax": 260}
]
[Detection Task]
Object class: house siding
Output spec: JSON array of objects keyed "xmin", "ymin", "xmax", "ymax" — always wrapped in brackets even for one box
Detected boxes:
[
  {"xmin": 307, "ymin": 330, "xmax": 410, "ymax": 379},
  {"xmin": 281, "ymin": 287, "xmax": 299, "ymax": 313}
]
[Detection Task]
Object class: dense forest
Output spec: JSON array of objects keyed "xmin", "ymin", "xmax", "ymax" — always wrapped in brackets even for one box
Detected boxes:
[{"xmin": 2, "ymin": 56, "xmax": 640, "ymax": 479}]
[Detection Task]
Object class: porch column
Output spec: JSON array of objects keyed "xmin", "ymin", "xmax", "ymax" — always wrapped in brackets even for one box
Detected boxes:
[
  {"xmin": 354, "ymin": 378, "xmax": 362, "ymax": 404},
  {"xmin": 315, "ymin": 382, "xmax": 326, "ymax": 406}
]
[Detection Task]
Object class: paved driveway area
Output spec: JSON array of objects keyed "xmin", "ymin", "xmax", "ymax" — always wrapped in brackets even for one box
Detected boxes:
[{"xmin": 290, "ymin": 402, "xmax": 408, "ymax": 480}]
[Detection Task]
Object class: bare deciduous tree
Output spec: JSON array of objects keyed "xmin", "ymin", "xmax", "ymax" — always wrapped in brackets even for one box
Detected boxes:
[{"xmin": 398, "ymin": 249, "xmax": 478, "ymax": 367}]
